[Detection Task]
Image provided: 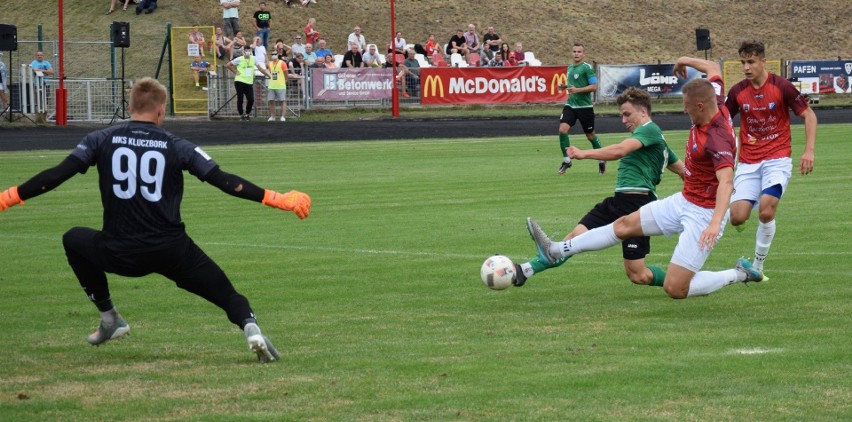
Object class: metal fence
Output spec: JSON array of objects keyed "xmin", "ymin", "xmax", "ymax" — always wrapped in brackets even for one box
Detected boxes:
[
  {"xmin": 207, "ymin": 67, "xmax": 302, "ymax": 120},
  {"xmin": 49, "ymin": 79, "xmax": 130, "ymax": 123}
]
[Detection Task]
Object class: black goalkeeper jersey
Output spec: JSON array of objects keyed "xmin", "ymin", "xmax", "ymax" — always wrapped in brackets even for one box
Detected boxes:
[{"xmin": 70, "ymin": 121, "xmax": 218, "ymax": 251}]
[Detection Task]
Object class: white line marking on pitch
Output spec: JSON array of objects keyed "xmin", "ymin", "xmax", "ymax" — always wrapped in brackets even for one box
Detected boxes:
[{"xmin": 727, "ymin": 348, "xmax": 784, "ymax": 355}]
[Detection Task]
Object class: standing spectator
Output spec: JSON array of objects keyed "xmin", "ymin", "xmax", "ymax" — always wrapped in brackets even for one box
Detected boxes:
[
  {"xmin": 31, "ymin": 51, "xmax": 54, "ymax": 87},
  {"xmin": 291, "ymin": 34, "xmax": 306, "ymax": 59},
  {"xmin": 342, "ymin": 43, "xmax": 365, "ymax": 68},
  {"xmin": 398, "ymin": 48, "xmax": 420, "ymax": 97},
  {"xmin": 314, "ymin": 39, "xmax": 333, "ymax": 59},
  {"xmin": 253, "ymin": 2, "xmax": 272, "ymax": 48},
  {"xmin": 188, "ymin": 26, "xmax": 206, "ymax": 58},
  {"xmin": 482, "ymin": 26, "xmax": 502, "ymax": 64},
  {"xmin": 303, "ymin": 43, "xmax": 318, "ymax": 67},
  {"xmin": 252, "ymin": 36, "xmax": 268, "ymax": 68},
  {"xmin": 363, "ymin": 44, "xmax": 382, "ymax": 68},
  {"xmin": 215, "ymin": 27, "xmax": 234, "ymax": 60},
  {"xmin": 0, "ymin": 77, "xmax": 310, "ymax": 362},
  {"xmin": 135, "ymin": 0, "xmax": 157, "ymax": 14},
  {"xmin": 225, "ymin": 48, "xmax": 271, "ymax": 121},
  {"xmin": 304, "ymin": 18, "xmax": 320, "ymax": 47},
  {"xmin": 446, "ymin": 29, "xmax": 469, "ymax": 61},
  {"xmin": 464, "ymin": 24, "xmax": 480, "ymax": 55},
  {"xmin": 556, "ymin": 43, "xmax": 604, "ymax": 175},
  {"xmin": 106, "ymin": 0, "xmax": 132, "ymax": 14},
  {"xmin": 513, "ymin": 42, "xmax": 527, "ymax": 65},
  {"xmin": 0, "ymin": 55, "xmax": 8, "ymax": 111},
  {"xmin": 190, "ymin": 55, "xmax": 210, "ymax": 89},
  {"xmin": 347, "ymin": 26, "xmax": 367, "ymax": 52},
  {"xmin": 723, "ymin": 40, "xmax": 818, "ymax": 274},
  {"xmin": 221, "ymin": 0, "xmax": 241, "ymax": 37},
  {"xmin": 266, "ymin": 53, "xmax": 288, "ymax": 122}
]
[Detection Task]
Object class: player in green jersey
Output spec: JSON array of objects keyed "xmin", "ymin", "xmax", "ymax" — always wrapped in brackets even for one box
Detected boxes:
[
  {"xmin": 515, "ymin": 87, "xmax": 684, "ymax": 287},
  {"xmin": 557, "ymin": 43, "xmax": 607, "ymax": 175}
]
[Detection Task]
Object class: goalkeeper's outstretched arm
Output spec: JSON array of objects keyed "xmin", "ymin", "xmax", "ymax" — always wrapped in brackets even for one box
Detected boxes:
[
  {"xmin": 1, "ymin": 155, "xmax": 87, "ymax": 212},
  {"xmin": 202, "ymin": 167, "xmax": 312, "ymax": 219}
]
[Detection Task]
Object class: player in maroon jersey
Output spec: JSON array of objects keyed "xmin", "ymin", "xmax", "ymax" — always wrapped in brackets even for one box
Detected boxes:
[
  {"xmin": 524, "ymin": 57, "xmax": 764, "ymax": 300},
  {"xmin": 725, "ymin": 40, "xmax": 818, "ymax": 275}
]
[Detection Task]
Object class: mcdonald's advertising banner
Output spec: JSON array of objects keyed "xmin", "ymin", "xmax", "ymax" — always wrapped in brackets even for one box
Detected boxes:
[
  {"xmin": 598, "ymin": 64, "xmax": 706, "ymax": 99},
  {"xmin": 312, "ymin": 68, "xmax": 394, "ymax": 100},
  {"xmin": 788, "ymin": 60, "xmax": 852, "ymax": 94},
  {"xmin": 419, "ymin": 66, "xmax": 569, "ymax": 105}
]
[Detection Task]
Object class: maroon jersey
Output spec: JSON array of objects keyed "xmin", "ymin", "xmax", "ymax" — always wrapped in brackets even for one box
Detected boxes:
[
  {"xmin": 682, "ymin": 76, "xmax": 737, "ymax": 208},
  {"xmin": 725, "ymin": 73, "xmax": 810, "ymax": 164}
]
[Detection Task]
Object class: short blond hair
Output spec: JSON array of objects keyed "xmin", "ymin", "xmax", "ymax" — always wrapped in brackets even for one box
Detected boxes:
[
  {"xmin": 682, "ymin": 78, "xmax": 716, "ymax": 104},
  {"xmin": 129, "ymin": 77, "xmax": 167, "ymax": 115}
]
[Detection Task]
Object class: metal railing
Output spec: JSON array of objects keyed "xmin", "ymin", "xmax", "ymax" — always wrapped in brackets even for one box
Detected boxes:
[{"xmin": 207, "ymin": 67, "xmax": 302, "ymax": 120}]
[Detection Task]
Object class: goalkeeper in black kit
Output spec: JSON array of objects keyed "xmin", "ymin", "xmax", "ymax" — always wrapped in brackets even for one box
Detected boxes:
[{"xmin": 0, "ymin": 77, "xmax": 311, "ymax": 363}]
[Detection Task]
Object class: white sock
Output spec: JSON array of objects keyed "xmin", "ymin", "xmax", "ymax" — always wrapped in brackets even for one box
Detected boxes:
[
  {"xmin": 519, "ymin": 262, "xmax": 535, "ymax": 278},
  {"xmin": 563, "ymin": 157, "xmax": 571, "ymax": 164},
  {"xmin": 754, "ymin": 220, "xmax": 775, "ymax": 271},
  {"xmin": 100, "ymin": 308, "xmax": 117, "ymax": 324},
  {"xmin": 550, "ymin": 224, "xmax": 620, "ymax": 259},
  {"xmin": 687, "ymin": 269, "xmax": 739, "ymax": 297}
]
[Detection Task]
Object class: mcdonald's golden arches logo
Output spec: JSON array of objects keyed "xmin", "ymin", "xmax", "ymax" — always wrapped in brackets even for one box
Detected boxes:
[
  {"xmin": 550, "ymin": 73, "xmax": 567, "ymax": 95},
  {"xmin": 423, "ymin": 75, "xmax": 445, "ymax": 98}
]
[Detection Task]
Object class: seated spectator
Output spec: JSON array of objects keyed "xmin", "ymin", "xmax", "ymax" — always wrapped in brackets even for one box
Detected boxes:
[
  {"xmin": 487, "ymin": 51, "xmax": 506, "ymax": 67},
  {"xmin": 291, "ymin": 34, "xmax": 306, "ymax": 59},
  {"xmin": 303, "ymin": 43, "xmax": 318, "ymax": 67},
  {"xmin": 314, "ymin": 39, "xmax": 333, "ymax": 59},
  {"xmin": 363, "ymin": 44, "xmax": 383, "ymax": 68},
  {"xmin": 348, "ymin": 26, "xmax": 367, "ymax": 51},
  {"xmin": 273, "ymin": 38, "xmax": 292, "ymax": 60},
  {"xmin": 188, "ymin": 26, "xmax": 206, "ymax": 57},
  {"xmin": 424, "ymin": 34, "xmax": 439, "ymax": 57},
  {"xmin": 322, "ymin": 54, "xmax": 337, "ymax": 69},
  {"xmin": 215, "ymin": 27, "xmax": 234, "ymax": 60},
  {"xmin": 446, "ymin": 29, "xmax": 469, "ymax": 60},
  {"xmin": 397, "ymin": 48, "xmax": 420, "ymax": 97},
  {"xmin": 289, "ymin": 53, "xmax": 305, "ymax": 76},
  {"xmin": 342, "ymin": 43, "xmax": 365, "ymax": 68},
  {"xmin": 232, "ymin": 30, "xmax": 248, "ymax": 51},
  {"xmin": 190, "ymin": 55, "xmax": 211, "ymax": 88},
  {"xmin": 135, "ymin": 0, "xmax": 157, "ymax": 15},
  {"xmin": 391, "ymin": 31, "xmax": 406, "ymax": 55},
  {"xmin": 106, "ymin": 0, "xmax": 132, "ymax": 14},
  {"xmin": 304, "ymin": 18, "xmax": 320, "ymax": 47},
  {"xmin": 513, "ymin": 42, "xmax": 527, "ymax": 65},
  {"xmin": 252, "ymin": 36, "xmax": 268, "ymax": 68},
  {"xmin": 499, "ymin": 43, "xmax": 511, "ymax": 62}
]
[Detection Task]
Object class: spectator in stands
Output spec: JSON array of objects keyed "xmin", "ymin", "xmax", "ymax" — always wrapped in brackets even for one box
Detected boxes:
[
  {"xmin": 397, "ymin": 48, "xmax": 420, "ymax": 98},
  {"xmin": 221, "ymin": 0, "xmax": 240, "ymax": 37},
  {"xmin": 190, "ymin": 55, "xmax": 211, "ymax": 89},
  {"xmin": 513, "ymin": 42, "xmax": 528, "ymax": 65},
  {"xmin": 135, "ymin": 0, "xmax": 157, "ymax": 14},
  {"xmin": 482, "ymin": 26, "xmax": 502, "ymax": 62},
  {"xmin": 322, "ymin": 54, "xmax": 337, "ymax": 68},
  {"xmin": 499, "ymin": 42, "xmax": 511, "ymax": 63},
  {"xmin": 189, "ymin": 26, "xmax": 206, "ymax": 58},
  {"xmin": 273, "ymin": 39, "xmax": 291, "ymax": 60},
  {"xmin": 304, "ymin": 18, "xmax": 320, "ymax": 47},
  {"xmin": 300, "ymin": 0, "xmax": 317, "ymax": 6},
  {"xmin": 314, "ymin": 39, "xmax": 333, "ymax": 59},
  {"xmin": 225, "ymin": 47, "xmax": 270, "ymax": 121},
  {"xmin": 215, "ymin": 27, "xmax": 234, "ymax": 60},
  {"xmin": 487, "ymin": 51, "xmax": 506, "ymax": 67},
  {"xmin": 446, "ymin": 29, "xmax": 469, "ymax": 61},
  {"xmin": 303, "ymin": 43, "xmax": 318, "ymax": 67},
  {"xmin": 232, "ymin": 30, "xmax": 248, "ymax": 52},
  {"xmin": 288, "ymin": 53, "xmax": 304, "ymax": 76},
  {"xmin": 0, "ymin": 55, "xmax": 8, "ymax": 111},
  {"xmin": 342, "ymin": 43, "xmax": 366, "ymax": 68},
  {"xmin": 464, "ymin": 24, "xmax": 480, "ymax": 56},
  {"xmin": 252, "ymin": 36, "xmax": 268, "ymax": 68},
  {"xmin": 266, "ymin": 52, "xmax": 288, "ymax": 122},
  {"xmin": 348, "ymin": 26, "xmax": 367, "ymax": 52},
  {"xmin": 363, "ymin": 44, "xmax": 383, "ymax": 68},
  {"xmin": 424, "ymin": 34, "xmax": 439, "ymax": 57},
  {"xmin": 253, "ymin": 2, "xmax": 271, "ymax": 48},
  {"xmin": 391, "ymin": 31, "xmax": 406, "ymax": 56},
  {"xmin": 31, "ymin": 51, "xmax": 54, "ymax": 85},
  {"xmin": 106, "ymin": 0, "xmax": 133, "ymax": 14},
  {"xmin": 291, "ymin": 34, "xmax": 306, "ymax": 59}
]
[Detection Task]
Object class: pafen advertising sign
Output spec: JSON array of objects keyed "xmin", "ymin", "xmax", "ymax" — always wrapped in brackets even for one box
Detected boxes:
[
  {"xmin": 789, "ymin": 60, "xmax": 852, "ymax": 94},
  {"xmin": 597, "ymin": 64, "xmax": 704, "ymax": 99}
]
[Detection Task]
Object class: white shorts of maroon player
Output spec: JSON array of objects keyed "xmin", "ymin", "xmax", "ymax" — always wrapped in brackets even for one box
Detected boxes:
[{"xmin": 731, "ymin": 157, "xmax": 792, "ymax": 207}]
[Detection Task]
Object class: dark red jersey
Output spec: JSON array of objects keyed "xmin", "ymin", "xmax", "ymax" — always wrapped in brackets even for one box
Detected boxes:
[
  {"xmin": 725, "ymin": 73, "xmax": 810, "ymax": 164},
  {"xmin": 682, "ymin": 76, "xmax": 737, "ymax": 208}
]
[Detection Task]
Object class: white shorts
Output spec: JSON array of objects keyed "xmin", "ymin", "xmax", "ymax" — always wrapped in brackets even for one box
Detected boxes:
[
  {"xmin": 731, "ymin": 157, "xmax": 792, "ymax": 204},
  {"xmin": 267, "ymin": 88, "xmax": 286, "ymax": 101},
  {"xmin": 639, "ymin": 192, "xmax": 728, "ymax": 273}
]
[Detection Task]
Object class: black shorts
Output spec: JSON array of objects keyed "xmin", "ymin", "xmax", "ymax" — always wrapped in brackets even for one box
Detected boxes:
[
  {"xmin": 559, "ymin": 106, "xmax": 595, "ymax": 134},
  {"xmin": 578, "ymin": 193, "xmax": 654, "ymax": 260}
]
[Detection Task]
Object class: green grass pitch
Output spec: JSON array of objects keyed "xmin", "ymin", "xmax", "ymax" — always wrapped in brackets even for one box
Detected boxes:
[{"xmin": 1, "ymin": 124, "xmax": 850, "ymax": 420}]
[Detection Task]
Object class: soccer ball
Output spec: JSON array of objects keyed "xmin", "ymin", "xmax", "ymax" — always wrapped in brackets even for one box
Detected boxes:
[{"xmin": 480, "ymin": 255, "xmax": 516, "ymax": 290}]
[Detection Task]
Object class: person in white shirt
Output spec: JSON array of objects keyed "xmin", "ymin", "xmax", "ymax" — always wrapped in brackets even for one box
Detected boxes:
[
  {"xmin": 252, "ymin": 36, "xmax": 268, "ymax": 68},
  {"xmin": 290, "ymin": 34, "xmax": 306, "ymax": 59},
  {"xmin": 347, "ymin": 26, "xmax": 366, "ymax": 51}
]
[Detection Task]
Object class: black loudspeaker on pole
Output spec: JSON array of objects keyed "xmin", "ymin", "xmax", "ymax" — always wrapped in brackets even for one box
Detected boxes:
[
  {"xmin": 0, "ymin": 24, "xmax": 17, "ymax": 51},
  {"xmin": 111, "ymin": 21, "xmax": 130, "ymax": 48},
  {"xmin": 695, "ymin": 28, "xmax": 711, "ymax": 51}
]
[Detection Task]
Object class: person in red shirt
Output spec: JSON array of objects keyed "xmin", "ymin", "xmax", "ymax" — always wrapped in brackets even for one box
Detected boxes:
[
  {"xmin": 725, "ymin": 40, "xmax": 818, "ymax": 275},
  {"xmin": 304, "ymin": 18, "xmax": 320, "ymax": 47},
  {"xmin": 524, "ymin": 57, "xmax": 765, "ymax": 299}
]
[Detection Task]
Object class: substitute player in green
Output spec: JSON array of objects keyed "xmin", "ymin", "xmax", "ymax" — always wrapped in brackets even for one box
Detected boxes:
[
  {"xmin": 557, "ymin": 43, "xmax": 606, "ymax": 175},
  {"xmin": 515, "ymin": 87, "xmax": 684, "ymax": 287}
]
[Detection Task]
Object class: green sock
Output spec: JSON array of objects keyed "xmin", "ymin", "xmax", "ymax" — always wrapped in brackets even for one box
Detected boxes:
[
  {"xmin": 559, "ymin": 133, "xmax": 570, "ymax": 158},
  {"xmin": 528, "ymin": 254, "xmax": 570, "ymax": 273},
  {"xmin": 589, "ymin": 135, "xmax": 602, "ymax": 149},
  {"xmin": 648, "ymin": 265, "xmax": 666, "ymax": 287}
]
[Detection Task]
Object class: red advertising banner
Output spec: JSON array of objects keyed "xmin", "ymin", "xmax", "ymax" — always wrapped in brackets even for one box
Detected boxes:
[{"xmin": 419, "ymin": 66, "xmax": 569, "ymax": 105}]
